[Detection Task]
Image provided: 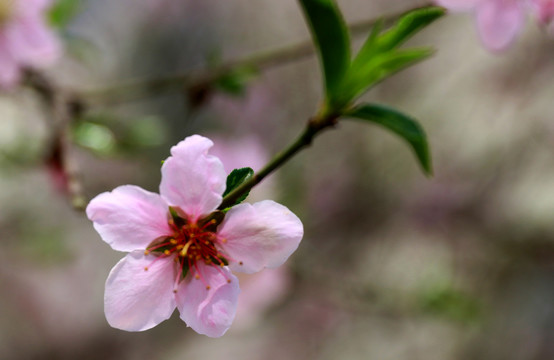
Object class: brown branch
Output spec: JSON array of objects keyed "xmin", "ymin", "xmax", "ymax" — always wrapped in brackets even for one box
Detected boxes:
[{"xmin": 80, "ymin": 2, "xmax": 436, "ymax": 105}]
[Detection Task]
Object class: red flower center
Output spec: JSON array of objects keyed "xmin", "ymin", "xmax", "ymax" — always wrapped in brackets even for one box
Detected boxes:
[{"xmin": 144, "ymin": 210, "xmax": 230, "ymax": 289}]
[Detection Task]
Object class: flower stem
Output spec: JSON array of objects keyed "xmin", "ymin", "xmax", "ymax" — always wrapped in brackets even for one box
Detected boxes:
[{"xmin": 219, "ymin": 112, "xmax": 338, "ymax": 209}]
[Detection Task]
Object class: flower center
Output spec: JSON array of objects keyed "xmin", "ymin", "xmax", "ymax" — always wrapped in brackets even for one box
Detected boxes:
[
  {"xmin": 144, "ymin": 209, "xmax": 229, "ymax": 288},
  {"xmin": 0, "ymin": 0, "xmax": 15, "ymax": 27}
]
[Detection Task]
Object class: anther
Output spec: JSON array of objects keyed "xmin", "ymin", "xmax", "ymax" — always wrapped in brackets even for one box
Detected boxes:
[
  {"xmin": 206, "ymin": 285, "xmax": 211, "ymax": 290},
  {"xmin": 144, "ymin": 267, "xmax": 149, "ymax": 271},
  {"xmin": 164, "ymin": 250, "xmax": 171, "ymax": 255},
  {"xmin": 170, "ymin": 239, "xmax": 178, "ymax": 245},
  {"xmin": 195, "ymin": 274, "xmax": 200, "ymax": 280},
  {"xmin": 144, "ymin": 250, "xmax": 150, "ymax": 255}
]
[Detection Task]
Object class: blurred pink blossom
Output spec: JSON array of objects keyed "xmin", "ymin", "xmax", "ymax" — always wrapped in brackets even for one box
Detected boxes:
[
  {"xmin": 86, "ymin": 135, "xmax": 303, "ymax": 337},
  {"xmin": 234, "ymin": 267, "xmax": 291, "ymax": 331},
  {"xmin": 436, "ymin": 0, "xmax": 526, "ymax": 51},
  {"xmin": 0, "ymin": 0, "xmax": 61, "ymax": 88},
  {"xmin": 529, "ymin": 0, "xmax": 554, "ymax": 27}
]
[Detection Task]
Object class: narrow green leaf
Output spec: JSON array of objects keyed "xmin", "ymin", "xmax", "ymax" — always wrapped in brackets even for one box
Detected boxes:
[
  {"xmin": 341, "ymin": 48, "xmax": 434, "ymax": 105},
  {"xmin": 350, "ymin": 19, "xmax": 384, "ymax": 73},
  {"xmin": 298, "ymin": 0, "xmax": 351, "ymax": 101},
  {"xmin": 342, "ymin": 6, "xmax": 443, "ymax": 106},
  {"xmin": 377, "ymin": 6, "xmax": 445, "ymax": 52},
  {"xmin": 222, "ymin": 167, "xmax": 255, "ymax": 206},
  {"xmin": 344, "ymin": 104, "xmax": 432, "ymax": 175}
]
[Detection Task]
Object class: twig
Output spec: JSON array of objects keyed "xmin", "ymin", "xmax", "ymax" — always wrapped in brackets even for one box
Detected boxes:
[{"xmin": 80, "ymin": 2, "xmax": 435, "ymax": 105}]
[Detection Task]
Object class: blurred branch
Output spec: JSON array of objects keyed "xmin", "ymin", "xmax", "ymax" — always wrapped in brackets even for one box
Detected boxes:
[
  {"xmin": 80, "ymin": 1, "xmax": 435, "ymax": 105},
  {"xmin": 25, "ymin": 70, "xmax": 88, "ymax": 211}
]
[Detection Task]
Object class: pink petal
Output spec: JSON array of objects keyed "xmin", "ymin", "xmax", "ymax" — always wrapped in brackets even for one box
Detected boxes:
[
  {"xmin": 86, "ymin": 185, "xmax": 172, "ymax": 252},
  {"xmin": 16, "ymin": 0, "xmax": 54, "ymax": 14},
  {"xmin": 217, "ymin": 200, "xmax": 303, "ymax": 274},
  {"xmin": 476, "ymin": 0, "xmax": 525, "ymax": 51},
  {"xmin": 175, "ymin": 264, "xmax": 239, "ymax": 337},
  {"xmin": 434, "ymin": 0, "xmax": 485, "ymax": 11},
  {"xmin": 104, "ymin": 251, "xmax": 177, "ymax": 331},
  {"xmin": 160, "ymin": 135, "xmax": 226, "ymax": 221},
  {"xmin": 5, "ymin": 16, "xmax": 61, "ymax": 67},
  {"xmin": 0, "ymin": 38, "xmax": 20, "ymax": 88}
]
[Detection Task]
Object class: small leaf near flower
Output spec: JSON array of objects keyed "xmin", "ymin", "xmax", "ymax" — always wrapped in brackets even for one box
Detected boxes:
[{"xmin": 222, "ymin": 167, "xmax": 255, "ymax": 207}]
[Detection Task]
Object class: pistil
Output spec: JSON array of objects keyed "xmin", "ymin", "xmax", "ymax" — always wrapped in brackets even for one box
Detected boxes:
[{"xmin": 145, "ymin": 211, "xmax": 230, "ymax": 287}]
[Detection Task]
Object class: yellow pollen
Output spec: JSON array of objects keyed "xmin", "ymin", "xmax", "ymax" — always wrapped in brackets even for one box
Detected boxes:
[
  {"xmin": 179, "ymin": 241, "xmax": 192, "ymax": 257},
  {"xmin": 227, "ymin": 279, "xmax": 231, "ymax": 284},
  {"xmin": 164, "ymin": 250, "xmax": 171, "ymax": 255},
  {"xmin": 144, "ymin": 250, "xmax": 150, "ymax": 255},
  {"xmin": 220, "ymin": 263, "xmax": 224, "ymax": 267},
  {"xmin": 170, "ymin": 239, "xmax": 178, "ymax": 245},
  {"xmin": 221, "ymin": 238, "xmax": 227, "ymax": 244},
  {"xmin": 239, "ymin": 261, "xmax": 243, "ymax": 266},
  {"xmin": 206, "ymin": 285, "xmax": 211, "ymax": 290},
  {"xmin": 211, "ymin": 219, "xmax": 217, "ymax": 224},
  {"xmin": 176, "ymin": 244, "xmax": 184, "ymax": 250},
  {"xmin": 173, "ymin": 257, "xmax": 179, "ymax": 262},
  {"xmin": 205, "ymin": 241, "xmax": 210, "ymax": 245},
  {"xmin": 195, "ymin": 274, "xmax": 200, "ymax": 280},
  {"xmin": 144, "ymin": 267, "xmax": 149, "ymax": 271}
]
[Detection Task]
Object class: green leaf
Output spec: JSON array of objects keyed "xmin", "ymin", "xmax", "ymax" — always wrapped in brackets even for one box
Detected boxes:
[
  {"xmin": 72, "ymin": 122, "xmax": 116, "ymax": 156},
  {"xmin": 298, "ymin": 0, "xmax": 351, "ymax": 101},
  {"xmin": 344, "ymin": 104, "xmax": 432, "ymax": 175},
  {"xmin": 222, "ymin": 167, "xmax": 254, "ymax": 206},
  {"xmin": 377, "ymin": 6, "xmax": 445, "ymax": 52},
  {"xmin": 49, "ymin": 0, "xmax": 82, "ymax": 28},
  {"xmin": 350, "ymin": 19, "xmax": 384, "ymax": 73},
  {"xmin": 340, "ymin": 6, "xmax": 443, "ymax": 106},
  {"xmin": 340, "ymin": 48, "xmax": 434, "ymax": 105}
]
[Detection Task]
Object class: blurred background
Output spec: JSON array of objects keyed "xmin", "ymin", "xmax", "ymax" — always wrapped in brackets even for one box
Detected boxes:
[{"xmin": 1, "ymin": 0, "xmax": 553, "ymax": 359}]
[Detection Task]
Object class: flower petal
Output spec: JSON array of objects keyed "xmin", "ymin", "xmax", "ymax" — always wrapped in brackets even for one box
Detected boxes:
[
  {"xmin": 0, "ymin": 39, "xmax": 20, "ymax": 88},
  {"xmin": 217, "ymin": 200, "xmax": 303, "ymax": 274},
  {"xmin": 160, "ymin": 135, "xmax": 226, "ymax": 221},
  {"xmin": 5, "ymin": 15, "xmax": 61, "ymax": 68},
  {"xmin": 104, "ymin": 251, "xmax": 177, "ymax": 331},
  {"xmin": 476, "ymin": 0, "xmax": 524, "ymax": 51},
  {"xmin": 86, "ymin": 185, "xmax": 171, "ymax": 252},
  {"xmin": 176, "ymin": 264, "xmax": 239, "ymax": 337},
  {"xmin": 434, "ymin": 0, "xmax": 484, "ymax": 12}
]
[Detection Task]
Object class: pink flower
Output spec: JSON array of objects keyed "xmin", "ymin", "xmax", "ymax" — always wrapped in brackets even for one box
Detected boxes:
[
  {"xmin": 529, "ymin": 0, "xmax": 554, "ymax": 27},
  {"xmin": 86, "ymin": 135, "xmax": 303, "ymax": 337},
  {"xmin": 0, "ymin": 0, "xmax": 61, "ymax": 88},
  {"xmin": 436, "ymin": 0, "xmax": 526, "ymax": 51}
]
